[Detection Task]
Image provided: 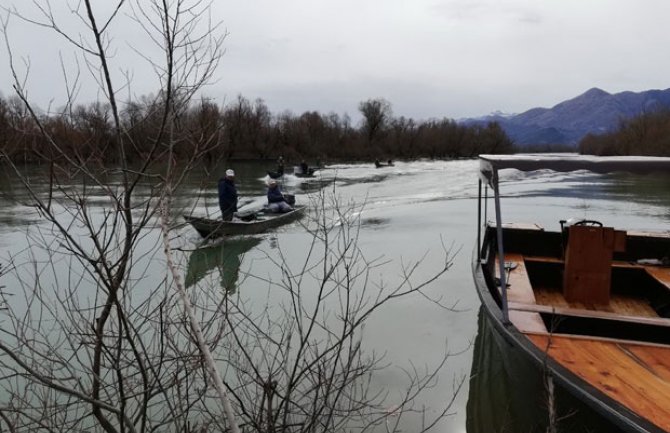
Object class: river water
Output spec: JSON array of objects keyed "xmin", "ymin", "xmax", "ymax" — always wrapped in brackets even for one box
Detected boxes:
[{"xmin": 0, "ymin": 158, "xmax": 669, "ymax": 432}]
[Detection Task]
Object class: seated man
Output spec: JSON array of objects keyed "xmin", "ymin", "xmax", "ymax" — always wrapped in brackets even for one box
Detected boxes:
[{"xmin": 266, "ymin": 179, "xmax": 293, "ymax": 213}]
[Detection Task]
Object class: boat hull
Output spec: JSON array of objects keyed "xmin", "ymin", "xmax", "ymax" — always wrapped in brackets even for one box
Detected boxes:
[
  {"xmin": 471, "ymin": 229, "xmax": 668, "ymax": 433},
  {"xmin": 467, "ymin": 305, "xmax": 625, "ymax": 433},
  {"xmin": 184, "ymin": 206, "xmax": 306, "ymax": 238}
]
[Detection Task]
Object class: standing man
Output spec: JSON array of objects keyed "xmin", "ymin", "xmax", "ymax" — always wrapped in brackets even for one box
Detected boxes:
[
  {"xmin": 299, "ymin": 160, "xmax": 309, "ymax": 175},
  {"xmin": 277, "ymin": 156, "xmax": 285, "ymax": 175},
  {"xmin": 218, "ymin": 169, "xmax": 238, "ymax": 221}
]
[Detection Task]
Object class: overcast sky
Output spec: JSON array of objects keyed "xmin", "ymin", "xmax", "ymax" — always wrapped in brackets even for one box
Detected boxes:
[{"xmin": 2, "ymin": 0, "xmax": 670, "ymax": 122}]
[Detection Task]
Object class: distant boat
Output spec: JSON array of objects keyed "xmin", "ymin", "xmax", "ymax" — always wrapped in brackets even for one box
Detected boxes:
[
  {"xmin": 374, "ymin": 160, "xmax": 394, "ymax": 168},
  {"xmin": 472, "ymin": 154, "xmax": 670, "ymax": 432},
  {"xmin": 293, "ymin": 166, "xmax": 317, "ymax": 178},
  {"xmin": 184, "ymin": 206, "xmax": 306, "ymax": 239}
]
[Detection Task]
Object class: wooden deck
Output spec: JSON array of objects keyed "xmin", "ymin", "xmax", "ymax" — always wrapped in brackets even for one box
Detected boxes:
[
  {"xmin": 528, "ymin": 334, "xmax": 670, "ymax": 432},
  {"xmin": 533, "ymin": 288, "xmax": 660, "ymax": 317},
  {"xmin": 496, "ymin": 250, "xmax": 670, "ymax": 432}
]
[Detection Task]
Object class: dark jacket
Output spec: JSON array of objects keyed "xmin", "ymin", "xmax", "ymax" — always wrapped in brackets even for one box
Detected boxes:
[
  {"xmin": 267, "ymin": 185, "xmax": 286, "ymax": 203},
  {"xmin": 218, "ymin": 178, "xmax": 238, "ymax": 214}
]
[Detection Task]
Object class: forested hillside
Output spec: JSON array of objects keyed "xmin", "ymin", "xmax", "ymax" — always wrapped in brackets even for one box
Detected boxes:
[{"xmin": 579, "ymin": 109, "xmax": 670, "ymax": 156}]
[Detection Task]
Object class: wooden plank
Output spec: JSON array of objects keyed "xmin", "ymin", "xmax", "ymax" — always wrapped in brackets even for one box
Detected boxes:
[
  {"xmin": 646, "ymin": 266, "xmax": 670, "ymax": 289},
  {"xmin": 527, "ymin": 334, "xmax": 670, "ymax": 431},
  {"xmin": 534, "ymin": 287, "xmax": 658, "ymax": 317},
  {"xmin": 525, "ymin": 255, "xmax": 563, "ymax": 264},
  {"xmin": 509, "ymin": 302, "xmax": 670, "ymax": 328},
  {"xmin": 627, "ymin": 230, "xmax": 670, "ymax": 239},
  {"xmin": 496, "ymin": 253, "xmax": 547, "ymax": 333},
  {"xmin": 500, "ymin": 222, "xmax": 544, "ymax": 230},
  {"xmin": 510, "ymin": 311, "xmax": 547, "ymax": 333}
]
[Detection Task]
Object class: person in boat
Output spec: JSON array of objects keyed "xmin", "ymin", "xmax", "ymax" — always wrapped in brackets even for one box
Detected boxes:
[
  {"xmin": 387, "ymin": 159, "xmax": 394, "ymax": 166},
  {"xmin": 218, "ymin": 169, "xmax": 238, "ymax": 221},
  {"xmin": 299, "ymin": 160, "xmax": 309, "ymax": 175},
  {"xmin": 374, "ymin": 159, "xmax": 382, "ymax": 168},
  {"xmin": 266, "ymin": 179, "xmax": 293, "ymax": 213},
  {"xmin": 277, "ymin": 156, "xmax": 285, "ymax": 175}
]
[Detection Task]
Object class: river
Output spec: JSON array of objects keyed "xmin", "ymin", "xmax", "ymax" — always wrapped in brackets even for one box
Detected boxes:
[{"xmin": 0, "ymin": 158, "xmax": 669, "ymax": 432}]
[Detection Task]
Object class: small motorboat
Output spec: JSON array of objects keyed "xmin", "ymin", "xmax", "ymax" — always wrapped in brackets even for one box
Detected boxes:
[
  {"xmin": 184, "ymin": 205, "xmax": 306, "ymax": 239},
  {"xmin": 293, "ymin": 166, "xmax": 317, "ymax": 178},
  {"xmin": 374, "ymin": 160, "xmax": 394, "ymax": 168}
]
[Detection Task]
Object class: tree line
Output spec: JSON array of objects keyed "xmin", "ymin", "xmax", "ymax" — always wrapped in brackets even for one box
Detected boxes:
[
  {"xmin": 579, "ymin": 109, "xmax": 670, "ymax": 156},
  {"xmin": 0, "ymin": 93, "xmax": 515, "ymax": 164}
]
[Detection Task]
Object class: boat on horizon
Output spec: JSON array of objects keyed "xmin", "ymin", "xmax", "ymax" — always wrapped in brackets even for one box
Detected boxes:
[{"xmin": 472, "ymin": 154, "xmax": 670, "ymax": 433}]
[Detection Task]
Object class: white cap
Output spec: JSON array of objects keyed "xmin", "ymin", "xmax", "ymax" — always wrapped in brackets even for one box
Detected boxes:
[
  {"xmin": 268, "ymin": 179, "xmax": 277, "ymax": 186},
  {"xmin": 225, "ymin": 169, "xmax": 235, "ymax": 177}
]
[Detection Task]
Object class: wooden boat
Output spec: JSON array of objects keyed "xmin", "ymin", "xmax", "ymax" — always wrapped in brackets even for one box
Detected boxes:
[
  {"xmin": 472, "ymin": 154, "xmax": 670, "ymax": 433},
  {"xmin": 184, "ymin": 206, "xmax": 306, "ymax": 239}
]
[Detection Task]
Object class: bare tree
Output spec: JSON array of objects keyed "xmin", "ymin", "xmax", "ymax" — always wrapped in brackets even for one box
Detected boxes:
[
  {"xmin": 160, "ymin": 188, "xmax": 465, "ymax": 432},
  {"xmin": 0, "ymin": 2, "xmax": 463, "ymax": 432},
  {"xmin": 0, "ymin": 0, "xmax": 229, "ymax": 432},
  {"xmin": 358, "ymin": 98, "xmax": 393, "ymax": 149}
]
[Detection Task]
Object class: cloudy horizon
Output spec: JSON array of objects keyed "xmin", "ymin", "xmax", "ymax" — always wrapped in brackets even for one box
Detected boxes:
[{"xmin": 1, "ymin": 0, "xmax": 669, "ymax": 123}]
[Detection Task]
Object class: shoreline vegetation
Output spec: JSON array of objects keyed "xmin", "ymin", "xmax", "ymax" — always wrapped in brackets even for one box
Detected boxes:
[
  {"xmin": 0, "ymin": 94, "xmax": 515, "ymax": 164},
  {"xmin": 579, "ymin": 109, "xmax": 670, "ymax": 156},
  {"xmin": 3, "ymin": 92, "xmax": 670, "ymax": 165}
]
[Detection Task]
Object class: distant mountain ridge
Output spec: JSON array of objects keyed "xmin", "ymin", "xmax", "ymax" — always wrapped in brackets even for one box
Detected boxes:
[{"xmin": 464, "ymin": 87, "xmax": 670, "ymax": 147}]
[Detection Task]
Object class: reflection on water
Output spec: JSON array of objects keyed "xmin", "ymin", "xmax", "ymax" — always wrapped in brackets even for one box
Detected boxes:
[
  {"xmin": 184, "ymin": 237, "xmax": 261, "ymax": 292},
  {"xmin": 1, "ymin": 158, "xmax": 669, "ymax": 432},
  {"xmin": 360, "ymin": 217, "xmax": 390, "ymax": 229},
  {"xmin": 466, "ymin": 308, "xmax": 546, "ymax": 433},
  {"xmin": 467, "ymin": 308, "xmax": 623, "ymax": 433}
]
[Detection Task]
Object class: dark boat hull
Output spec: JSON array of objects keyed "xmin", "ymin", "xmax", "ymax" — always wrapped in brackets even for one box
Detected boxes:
[
  {"xmin": 184, "ymin": 206, "xmax": 306, "ymax": 239},
  {"xmin": 294, "ymin": 172, "xmax": 315, "ymax": 178}
]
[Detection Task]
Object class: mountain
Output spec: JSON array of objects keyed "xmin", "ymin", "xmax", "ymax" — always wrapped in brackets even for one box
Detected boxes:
[{"xmin": 464, "ymin": 87, "xmax": 670, "ymax": 147}]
